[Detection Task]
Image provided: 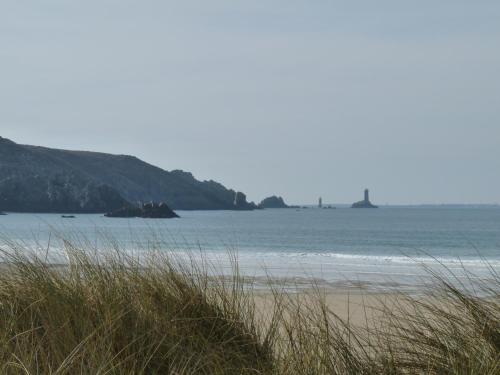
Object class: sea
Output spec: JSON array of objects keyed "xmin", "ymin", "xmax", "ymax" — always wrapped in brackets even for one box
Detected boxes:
[{"xmin": 1, "ymin": 207, "xmax": 499, "ymax": 292}]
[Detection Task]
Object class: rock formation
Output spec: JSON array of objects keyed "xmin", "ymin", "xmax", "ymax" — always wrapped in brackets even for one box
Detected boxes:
[
  {"xmin": 351, "ymin": 189, "xmax": 378, "ymax": 208},
  {"xmin": 0, "ymin": 136, "xmax": 258, "ymax": 212},
  {"xmin": 105, "ymin": 202, "xmax": 179, "ymax": 218},
  {"xmin": 258, "ymin": 196, "xmax": 289, "ymax": 209},
  {"xmin": 233, "ymin": 192, "xmax": 257, "ymax": 210},
  {"xmin": 0, "ymin": 174, "xmax": 128, "ymax": 213}
]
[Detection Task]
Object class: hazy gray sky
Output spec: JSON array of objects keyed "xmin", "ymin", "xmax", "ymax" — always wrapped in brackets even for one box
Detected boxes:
[{"xmin": 1, "ymin": 1, "xmax": 499, "ymax": 205}]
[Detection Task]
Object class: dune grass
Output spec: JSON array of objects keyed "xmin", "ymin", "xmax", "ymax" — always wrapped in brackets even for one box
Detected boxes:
[{"xmin": 0, "ymin": 237, "xmax": 498, "ymax": 374}]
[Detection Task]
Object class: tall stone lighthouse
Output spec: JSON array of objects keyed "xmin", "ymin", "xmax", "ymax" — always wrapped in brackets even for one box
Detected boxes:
[{"xmin": 351, "ymin": 188, "xmax": 378, "ymax": 208}]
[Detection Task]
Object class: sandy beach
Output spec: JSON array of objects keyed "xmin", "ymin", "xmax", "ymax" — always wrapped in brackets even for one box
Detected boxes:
[{"xmin": 252, "ymin": 286, "xmax": 406, "ymax": 328}]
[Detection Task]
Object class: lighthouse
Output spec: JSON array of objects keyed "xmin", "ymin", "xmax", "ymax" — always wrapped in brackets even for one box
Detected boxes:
[{"xmin": 351, "ymin": 188, "xmax": 378, "ymax": 208}]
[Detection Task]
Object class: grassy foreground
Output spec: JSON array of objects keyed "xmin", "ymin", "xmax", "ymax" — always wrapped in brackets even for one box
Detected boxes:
[{"xmin": 0, "ymin": 240, "xmax": 498, "ymax": 374}]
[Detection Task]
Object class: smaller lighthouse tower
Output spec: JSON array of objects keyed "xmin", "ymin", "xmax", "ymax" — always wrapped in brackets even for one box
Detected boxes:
[
  {"xmin": 318, "ymin": 197, "xmax": 322, "ymax": 208},
  {"xmin": 364, "ymin": 189, "xmax": 369, "ymax": 202}
]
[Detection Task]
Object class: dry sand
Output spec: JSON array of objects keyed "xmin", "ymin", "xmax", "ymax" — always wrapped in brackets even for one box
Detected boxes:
[{"xmin": 252, "ymin": 287, "xmax": 406, "ymax": 328}]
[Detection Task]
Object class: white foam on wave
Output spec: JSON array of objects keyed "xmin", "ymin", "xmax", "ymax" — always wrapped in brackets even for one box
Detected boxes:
[
  {"xmin": 233, "ymin": 250, "xmax": 500, "ymax": 268},
  {"xmin": 2, "ymin": 240, "xmax": 497, "ymax": 291}
]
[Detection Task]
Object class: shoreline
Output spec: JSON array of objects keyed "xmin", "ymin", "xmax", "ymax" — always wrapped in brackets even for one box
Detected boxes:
[{"xmin": 0, "ymin": 259, "xmax": 491, "ymax": 297}]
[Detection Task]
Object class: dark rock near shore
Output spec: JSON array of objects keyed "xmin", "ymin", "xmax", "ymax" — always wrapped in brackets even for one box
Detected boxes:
[
  {"xmin": 105, "ymin": 202, "xmax": 179, "ymax": 219},
  {"xmin": 258, "ymin": 196, "xmax": 289, "ymax": 209},
  {"xmin": 351, "ymin": 189, "xmax": 378, "ymax": 208},
  {"xmin": 0, "ymin": 211, "xmax": 6, "ymax": 215}
]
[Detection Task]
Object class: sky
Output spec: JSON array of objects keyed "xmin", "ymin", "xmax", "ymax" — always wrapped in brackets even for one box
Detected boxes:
[{"xmin": 1, "ymin": 1, "xmax": 499, "ymax": 205}]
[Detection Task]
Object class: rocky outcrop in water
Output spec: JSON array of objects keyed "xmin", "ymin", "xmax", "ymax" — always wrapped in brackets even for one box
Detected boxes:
[
  {"xmin": 258, "ymin": 196, "xmax": 289, "ymax": 209},
  {"xmin": 105, "ymin": 202, "xmax": 179, "ymax": 218}
]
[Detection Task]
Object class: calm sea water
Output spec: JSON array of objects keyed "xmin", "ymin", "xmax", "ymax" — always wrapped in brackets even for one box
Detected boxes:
[{"xmin": 1, "ymin": 207, "xmax": 499, "ymax": 290}]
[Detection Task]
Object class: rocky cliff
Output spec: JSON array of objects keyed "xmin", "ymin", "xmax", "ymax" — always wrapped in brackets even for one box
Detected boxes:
[{"xmin": 0, "ymin": 137, "xmax": 257, "ymax": 212}]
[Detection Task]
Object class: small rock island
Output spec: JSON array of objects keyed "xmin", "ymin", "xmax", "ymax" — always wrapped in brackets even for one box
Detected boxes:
[
  {"xmin": 105, "ymin": 202, "xmax": 179, "ymax": 218},
  {"xmin": 351, "ymin": 189, "xmax": 378, "ymax": 208},
  {"xmin": 258, "ymin": 196, "xmax": 289, "ymax": 209}
]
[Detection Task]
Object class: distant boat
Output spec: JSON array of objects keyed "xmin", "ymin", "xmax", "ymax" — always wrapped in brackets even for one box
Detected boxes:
[{"xmin": 61, "ymin": 215, "xmax": 76, "ymax": 219}]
